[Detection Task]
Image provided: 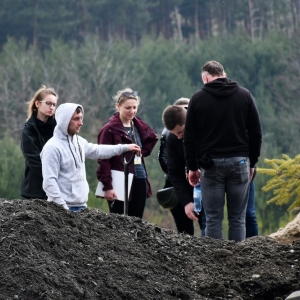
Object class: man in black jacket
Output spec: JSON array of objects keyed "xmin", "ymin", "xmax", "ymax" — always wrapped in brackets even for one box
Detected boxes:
[
  {"xmin": 162, "ymin": 105, "xmax": 206, "ymax": 236},
  {"xmin": 183, "ymin": 60, "xmax": 262, "ymax": 242},
  {"xmin": 158, "ymin": 98, "xmax": 190, "ymax": 189}
]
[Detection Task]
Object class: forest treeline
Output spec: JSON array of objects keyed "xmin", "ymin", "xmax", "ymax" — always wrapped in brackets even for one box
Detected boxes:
[
  {"xmin": 0, "ymin": 0, "xmax": 300, "ymax": 235},
  {"xmin": 1, "ymin": 0, "xmax": 300, "ymax": 47}
]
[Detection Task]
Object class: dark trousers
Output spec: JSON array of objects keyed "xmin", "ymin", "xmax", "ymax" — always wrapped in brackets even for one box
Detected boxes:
[
  {"xmin": 246, "ymin": 180, "xmax": 258, "ymax": 237},
  {"xmin": 107, "ymin": 178, "xmax": 147, "ymax": 218},
  {"xmin": 165, "ymin": 177, "xmax": 205, "ymax": 236},
  {"xmin": 170, "ymin": 204, "xmax": 205, "ymax": 236}
]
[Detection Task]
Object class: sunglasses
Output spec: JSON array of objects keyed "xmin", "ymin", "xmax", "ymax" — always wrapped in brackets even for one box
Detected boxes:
[
  {"xmin": 118, "ymin": 91, "xmax": 138, "ymax": 102},
  {"xmin": 39, "ymin": 100, "xmax": 56, "ymax": 108}
]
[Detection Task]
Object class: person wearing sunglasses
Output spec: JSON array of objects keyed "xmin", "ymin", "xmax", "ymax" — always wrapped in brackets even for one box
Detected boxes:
[
  {"xmin": 96, "ymin": 88, "xmax": 158, "ymax": 218},
  {"xmin": 20, "ymin": 85, "xmax": 58, "ymax": 199}
]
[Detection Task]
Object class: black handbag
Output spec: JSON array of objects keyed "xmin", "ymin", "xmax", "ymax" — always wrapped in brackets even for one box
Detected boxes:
[{"xmin": 156, "ymin": 187, "xmax": 179, "ymax": 209}]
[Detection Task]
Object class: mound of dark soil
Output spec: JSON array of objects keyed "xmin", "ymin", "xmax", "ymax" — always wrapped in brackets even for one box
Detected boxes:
[{"xmin": 0, "ymin": 199, "xmax": 299, "ymax": 300}]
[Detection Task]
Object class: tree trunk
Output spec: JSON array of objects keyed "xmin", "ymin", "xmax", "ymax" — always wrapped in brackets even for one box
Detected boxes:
[
  {"xmin": 291, "ymin": 0, "xmax": 300, "ymax": 33},
  {"xmin": 80, "ymin": 0, "xmax": 87, "ymax": 36},
  {"xmin": 174, "ymin": 5, "xmax": 183, "ymax": 41},
  {"xmin": 194, "ymin": 0, "xmax": 199, "ymax": 39},
  {"xmin": 248, "ymin": 0, "xmax": 255, "ymax": 42},
  {"xmin": 33, "ymin": 0, "xmax": 40, "ymax": 47}
]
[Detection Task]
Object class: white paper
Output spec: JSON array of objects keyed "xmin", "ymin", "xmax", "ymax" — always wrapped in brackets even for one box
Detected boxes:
[{"xmin": 95, "ymin": 170, "xmax": 134, "ymax": 201}]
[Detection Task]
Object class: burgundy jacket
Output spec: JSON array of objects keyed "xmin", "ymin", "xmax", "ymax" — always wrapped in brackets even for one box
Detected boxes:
[{"xmin": 96, "ymin": 113, "xmax": 158, "ymax": 198}]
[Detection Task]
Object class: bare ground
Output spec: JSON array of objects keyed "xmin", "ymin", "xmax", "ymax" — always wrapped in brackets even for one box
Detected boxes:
[{"xmin": 0, "ymin": 199, "xmax": 299, "ymax": 300}]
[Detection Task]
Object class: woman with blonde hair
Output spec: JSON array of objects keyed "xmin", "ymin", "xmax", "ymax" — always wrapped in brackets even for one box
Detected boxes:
[
  {"xmin": 20, "ymin": 85, "xmax": 58, "ymax": 199},
  {"xmin": 97, "ymin": 88, "xmax": 157, "ymax": 218}
]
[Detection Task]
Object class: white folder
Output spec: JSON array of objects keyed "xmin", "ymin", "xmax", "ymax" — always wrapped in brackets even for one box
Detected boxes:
[{"xmin": 95, "ymin": 170, "xmax": 134, "ymax": 201}]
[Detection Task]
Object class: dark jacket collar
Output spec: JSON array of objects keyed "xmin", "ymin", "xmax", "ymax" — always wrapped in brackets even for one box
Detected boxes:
[
  {"xmin": 26, "ymin": 111, "xmax": 56, "ymax": 128},
  {"xmin": 203, "ymin": 77, "xmax": 239, "ymax": 98},
  {"xmin": 104, "ymin": 112, "xmax": 148, "ymax": 136}
]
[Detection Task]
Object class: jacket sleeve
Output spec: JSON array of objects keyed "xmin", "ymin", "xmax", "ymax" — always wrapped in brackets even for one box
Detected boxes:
[
  {"xmin": 96, "ymin": 127, "xmax": 115, "ymax": 191},
  {"xmin": 157, "ymin": 129, "xmax": 169, "ymax": 174},
  {"xmin": 41, "ymin": 144, "xmax": 68, "ymax": 209},
  {"xmin": 183, "ymin": 96, "xmax": 199, "ymax": 171},
  {"xmin": 82, "ymin": 137, "xmax": 128, "ymax": 160},
  {"xmin": 141, "ymin": 133, "xmax": 158, "ymax": 157},
  {"xmin": 20, "ymin": 126, "xmax": 43, "ymax": 178},
  {"xmin": 167, "ymin": 135, "xmax": 193, "ymax": 207},
  {"xmin": 247, "ymin": 94, "xmax": 262, "ymax": 167},
  {"xmin": 132, "ymin": 117, "xmax": 158, "ymax": 158}
]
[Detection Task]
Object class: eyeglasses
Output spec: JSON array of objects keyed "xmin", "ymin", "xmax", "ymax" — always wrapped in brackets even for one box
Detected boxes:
[
  {"xmin": 118, "ymin": 91, "xmax": 138, "ymax": 102},
  {"xmin": 39, "ymin": 101, "xmax": 56, "ymax": 108}
]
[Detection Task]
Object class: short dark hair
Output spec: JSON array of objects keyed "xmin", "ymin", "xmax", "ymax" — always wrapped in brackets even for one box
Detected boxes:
[
  {"xmin": 202, "ymin": 60, "xmax": 224, "ymax": 76},
  {"xmin": 173, "ymin": 97, "xmax": 189, "ymax": 106},
  {"xmin": 75, "ymin": 106, "xmax": 83, "ymax": 114},
  {"xmin": 162, "ymin": 105, "xmax": 186, "ymax": 131}
]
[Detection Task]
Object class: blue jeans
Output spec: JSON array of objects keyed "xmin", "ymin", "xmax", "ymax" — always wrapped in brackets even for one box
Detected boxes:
[
  {"xmin": 69, "ymin": 206, "xmax": 86, "ymax": 212},
  {"xmin": 201, "ymin": 157, "xmax": 250, "ymax": 242},
  {"xmin": 246, "ymin": 180, "xmax": 258, "ymax": 237}
]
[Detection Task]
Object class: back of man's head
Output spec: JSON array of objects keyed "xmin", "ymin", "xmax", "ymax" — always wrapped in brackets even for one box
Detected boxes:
[
  {"xmin": 173, "ymin": 97, "xmax": 189, "ymax": 106},
  {"xmin": 202, "ymin": 60, "xmax": 224, "ymax": 76},
  {"xmin": 162, "ymin": 105, "xmax": 186, "ymax": 131}
]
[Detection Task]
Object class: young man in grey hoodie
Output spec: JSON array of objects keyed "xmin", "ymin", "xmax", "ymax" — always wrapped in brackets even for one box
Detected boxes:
[{"xmin": 41, "ymin": 103, "xmax": 140, "ymax": 211}]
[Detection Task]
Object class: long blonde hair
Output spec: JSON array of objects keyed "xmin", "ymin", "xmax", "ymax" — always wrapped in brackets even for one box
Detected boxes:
[{"xmin": 26, "ymin": 85, "xmax": 58, "ymax": 120}]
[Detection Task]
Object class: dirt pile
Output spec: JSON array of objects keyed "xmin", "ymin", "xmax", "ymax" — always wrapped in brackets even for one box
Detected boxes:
[{"xmin": 0, "ymin": 199, "xmax": 300, "ymax": 300}]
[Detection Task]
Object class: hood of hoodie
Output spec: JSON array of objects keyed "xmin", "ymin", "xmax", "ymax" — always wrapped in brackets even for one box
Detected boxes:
[
  {"xmin": 54, "ymin": 103, "xmax": 84, "ymax": 138},
  {"xmin": 202, "ymin": 77, "xmax": 239, "ymax": 99}
]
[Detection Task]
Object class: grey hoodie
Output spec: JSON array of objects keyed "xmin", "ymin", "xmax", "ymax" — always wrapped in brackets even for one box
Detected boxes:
[{"xmin": 41, "ymin": 103, "xmax": 128, "ymax": 209}]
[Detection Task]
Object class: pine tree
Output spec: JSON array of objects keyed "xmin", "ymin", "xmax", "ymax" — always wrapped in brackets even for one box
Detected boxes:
[{"xmin": 258, "ymin": 154, "xmax": 300, "ymax": 212}]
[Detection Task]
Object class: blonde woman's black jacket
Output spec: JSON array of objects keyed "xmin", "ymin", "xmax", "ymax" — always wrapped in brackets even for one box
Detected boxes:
[{"xmin": 20, "ymin": 113, "xmax": 56, "ymax": 199}]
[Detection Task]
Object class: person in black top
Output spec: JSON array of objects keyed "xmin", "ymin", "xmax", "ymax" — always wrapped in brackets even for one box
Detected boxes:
[
  {"xmin": 184, "ymin": 60, "xmax": 262, "ymax": 242},
  {"xmin": 20, "ymin": 85, "xmax": 58, "ymax": 199},
  {"xmin": 158, "ymin": 98, "xmax": 190, "ymax": 188},
  {"xmin": 161, "ymin": 104, "xmax": 206, "ymax": 236}
]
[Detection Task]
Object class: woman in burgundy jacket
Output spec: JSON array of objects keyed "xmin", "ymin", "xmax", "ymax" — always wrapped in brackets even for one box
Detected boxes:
[{"xmin": 97, "ymin": 88, "xmax": 158, "ymax": 218}]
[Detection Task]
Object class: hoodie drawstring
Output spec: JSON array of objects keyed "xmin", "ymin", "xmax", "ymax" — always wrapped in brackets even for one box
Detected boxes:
[
  {"xmin": 67, "ymin": 135, "xmax": 78, "ymax": 168},
  {"xmin": 67, "ymin": 135, "xmax": 83, "ymax": 168},
  {"xmin": 76, "ymin": 135, "xmax": 83, "ymax": 163}
]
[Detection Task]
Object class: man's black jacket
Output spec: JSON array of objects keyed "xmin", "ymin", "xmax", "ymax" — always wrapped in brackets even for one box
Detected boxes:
[
  {"xmin": 167, "ymin": 133, "xmax": 193, "ymax": 207},
  {"xmin": 183, "ymin": 77, "xmax": 262, "ymax": 171}
]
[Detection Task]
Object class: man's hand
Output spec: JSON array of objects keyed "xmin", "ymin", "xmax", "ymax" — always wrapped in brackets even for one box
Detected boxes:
[
  {"xmin": 185, "ymin": 202, "xmax": 199, "ymax": 220},
  {"xmin": 188, "ymin": 170, "xmax": 200, "ymax": 187},
  {"xmin": 62, "ymin": 203, "xmax": 69, "ymax": 210},
  {"xmin": 128, "ymin": 144, "xmax": 141, "ymax": 154}
]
